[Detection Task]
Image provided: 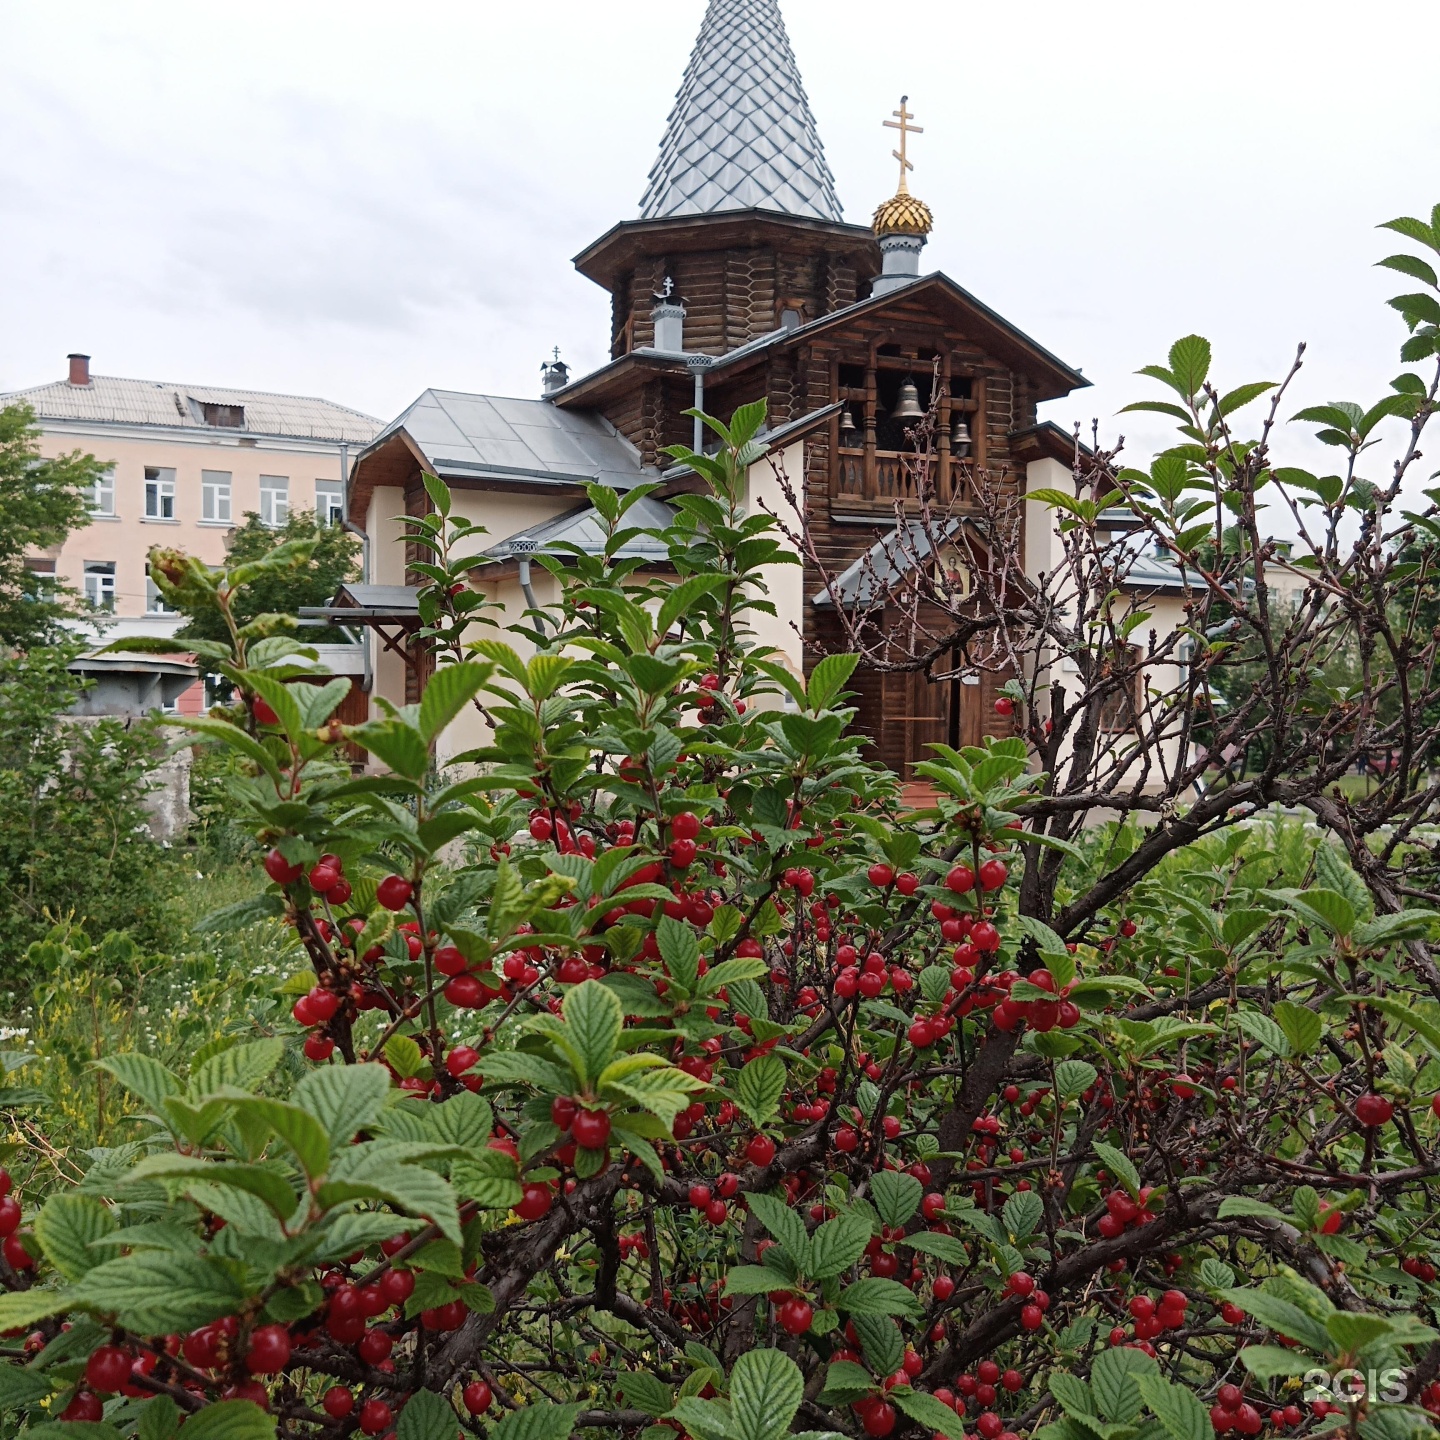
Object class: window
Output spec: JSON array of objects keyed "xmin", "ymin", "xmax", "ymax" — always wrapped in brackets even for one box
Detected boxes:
[
  {"xmin": 144, "ymin": 466, "xmax": 176, "ymax": 519},
  {"xmin": 260, "ymin": 475, "xmax": 289, "ymax": 527},
  {"xmin": 84, "ymin": 562, "xmax": 116, "ymax": 610},
  {"xmin": 199, "ymin": 401, "xmax": 245, "ymax": 428},
  {"xmin": 315, "ymin": 480, "xmax": 344, "ymax": 526},
  {"xmin": 90, "ymin": 466, "xmax": 115, "ymax": 516},
  {"xmin": 202, "ymin": 470, "xmax": 232, "ymax": 523},
  {"xmin": 145, "ymin": 563, "xmax": 172, "ymax": 615}
]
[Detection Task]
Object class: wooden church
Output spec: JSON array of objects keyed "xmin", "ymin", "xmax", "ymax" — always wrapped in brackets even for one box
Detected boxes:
[{"xmin": 338, "ymin": 0, "xmax": 1093, "ymax": 778}]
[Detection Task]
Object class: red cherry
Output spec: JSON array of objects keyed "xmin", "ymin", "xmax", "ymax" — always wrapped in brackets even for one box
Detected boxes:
[
  {"xmin": 671, "ymin": 811, "xmax": 701, "ymax": 840},
  {"xmin": 1354, "ymin": 1093, "xmax": 1393, "ymax": 1127},
  {"xmin": 689, "ymin": 1184, "xmax": 713, "ymax": 1210},
  {"xmin": 86, "ymin": 1345, "xmax": 133, "ymax": 1393},
  {"xmin": 863, "ymin": 1401, "xmax": 897, "ymax": 1437},
  {"xmin": 978, "ymin": 859, "xmax": 1008, "ymax": 891},
  {"xmin": 253, "ymin": 697, "xmax": 280, "ymax": 726},
  {"xmin": 303, "ymin": 1033, "xmax": 335, "ymax": 1062},
  {"xmin": 1007, "ymin": 1271, "xmax": 1036, "ymax": 1297},
  {"xmin": 463, "ymin": 1381, "xmax": 494, "ymax": 1415},
  {"xmin": 445, "ymin": 1045, "xmax": 481, "ymax": 1078},
  {"xmin": 704, "ymin": 1199, "xmax": 728, "ymax": 1225},
  {"xmin": 0, "ymin": 1195, "xmax": 23, "ymax": 1238},
  {"xmin": 376, "ymin": 875, "xmax": 414, "ymax": 911},
  {"xmin": 971, "ymin": 920, "xmax": 1000, "ymax": 951},
  {"xmin": 777, "ymin": 1297, "xmax": 813, "ymax": 1335},
  {"xmin": 994, "ymin": 696, "xmax": 1014, "ymax": 716},
  {"xmin": 62, "ymin": 1392, "xmax": 104, "ymax": 1422},
  {"xmin": 380, "ymin": 1269, "xmax": 415, "ymax": 1304},
  {"xmin": 2, "ymin": 1232, "xmax": 33, "ymax": 1268},
  {"xmin": 359, "ymin": 1400, "xmax": 393, "ymax": 1435},
  {"xmin": 868, "ymin": 863, "xmax": 895, "ymax": 888},
  {"xmin": 443, "ymin": 974, "xmax": 487, "ymax": 1009},
  {"xmin": 571, "ymin": 1108, "xmax": 611, "ymax": 1150},
  {"xmin": 263, "ymin": 848, "xmax": 303, "ymax": 885},
  {"xmin": 323, "ymin": 1387, "xmax": 354, "ymax": 1419},
  {"xmin": 513, "ymin": 1183, "xmax": 553, "ymax": 1221},
  {"xmin": 933, "ymin": 1275, "xmax": 956, "ymax": 1301},
  {"xmin": 357, "ymin": 1328, "xmax": 392, "ymax": 1364},
  {"xmin": 244, "ymin": 1324, "xmax": 292, "ymax": 1375},
  {"xmin": 746, "ymin": 1134, "xmax": 776, "ymax": 1166},
  {"xmin": 945, "ymin": 864, "xmax": 975, "ymax": 894},
  {"xmin": 1020, "ymin": 1304, "xmax": 1044, "ymax": 1330},
  {"xmin": 434, "ymin": 945, "xmax": 468, "ymax": 976}
]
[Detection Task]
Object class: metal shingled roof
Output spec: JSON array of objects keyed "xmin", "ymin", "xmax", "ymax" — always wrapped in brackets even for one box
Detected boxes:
[
  {"xmin": 479, "ymin": 495, "xmax": 677, "ymax": 564},
  {"xmin": 639, "ymin": 0, "xmax": 844, "ymax": 222},
  {"xmin": 1, "ymin": 374, "xmax": 380, "ymax": 444},
  {"xmin": 375, "ymin": 389, "xmax": 654, "ymax": 490}
]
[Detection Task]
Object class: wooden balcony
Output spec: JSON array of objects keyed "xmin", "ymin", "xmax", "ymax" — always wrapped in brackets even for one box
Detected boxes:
[{"xmin": 834, "ymin": 446, "xmax": 979, "ymax": 514}]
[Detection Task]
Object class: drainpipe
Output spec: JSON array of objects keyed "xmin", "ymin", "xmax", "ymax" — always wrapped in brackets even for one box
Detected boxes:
[
  {"xmin": 685, "ymin": 354, "xmax": 714, "ymax": 452},
  {"xmin": 337, "ymin": 440, "xmax": 373, "ymax": 694},
  {"xmin": 509, "ymin": 536, "xmax": 546, "ymax": 635}
]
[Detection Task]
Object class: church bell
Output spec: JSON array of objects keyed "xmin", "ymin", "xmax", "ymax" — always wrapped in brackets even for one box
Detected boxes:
[
  {"xmin": 891, "ymin": 376, "xmax": 925, "ymax": 420},
  {"xmin": 838, "ymin": 406, "xmax": 858, "ymax": 442},
  {"xmin": 951, "ymin": 416, "xmax": 972, "ymax": 456}
]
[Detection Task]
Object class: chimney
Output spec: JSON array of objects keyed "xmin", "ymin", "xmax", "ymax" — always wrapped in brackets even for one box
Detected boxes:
[
  {"xmin": 67, "ymin": 353, "xmax": 91, "ymax": 387},
  {"xmin": 651, "ymin": 279, "xmax": 685, "ymax": 354},
  {"xmin": 540, "ymin": 350, "xmax": 570, "ymax": 397}
]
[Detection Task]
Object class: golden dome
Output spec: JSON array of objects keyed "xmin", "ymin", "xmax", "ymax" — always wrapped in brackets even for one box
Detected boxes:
[{"xmin": 872, "ymin": 190, "xmax": 933, "ymax": 238}]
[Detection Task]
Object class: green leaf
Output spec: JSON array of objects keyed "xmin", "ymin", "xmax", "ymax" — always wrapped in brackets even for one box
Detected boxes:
[
  {"xmin": 1326, "ymin": 1312, "xmax": 1395, "ymax": 1357},
  {"xmin": 77, "ymin": 1250, "xmax": 245, "ymax": 1332},
  {"xmin": 127, "ymin": 1155, "xmax": 299, "ymax": 1223},
  {"xmin": 808, "ymin": 1210, "xmax": 873, "ymax": 1279},
  {"xmin": 1049, "ymin": 1374, "xmax": 1097, "ymax": 1420},
  {"xmin": 746, "ymin": 1190, "xmax": 811, "ymax": 1270},
  {"xmin": 839, "ymin": 1278, "xmax": 923, "ymax": 1318},
  {"xmin": 187, "ymin": 1038, "xmax": 285, "ymax": 1100},
  {"xmin": 395, "ymin": 1388, "xmax": 456, "ymax": 1440},
  {"xmin": 318, "ymin": 1143, "xmax": 463, "ymax": 1242},
  {"xmin": 1002, "ymin": 1190, "xmax": 1043, "ymax": 1241},
  {"xmin": 1216, "ymin": 382, "xmax": 1278, "ymax": 417},
  {"xmin": 893, "ymin": 1388, "xmax": 967, "ymax": 1440},
  {"xmin": 490, "ymin": 1403, "xmax": 583, "ymax": 1440},
  {"xmin": 1090, "ymin": 1346, "xmax": 1159, "ymax": 1424},
  {"xmin": 1377, "ymin": 253, "xmax": 1439, "ymax": 288},
  {"xmin": 870, "ymin": 1170, "xmax": 922, "ymax": 1228},
  {"xmin": 228, "ymin": 1098, "xmax": 332, "ymax": 1181},
  {"xmin": 449, "ymin": 1148, "xmax": 523, "ymax": 1211},
  {"xmin": 562, "ymin": 979, "xmax": 623, "ymax": 1089},
  {"xmin": 656, "ymin": 575, "xmax": 730, "ymax": 638},
  {"xmin": 179, "ymin": 1402, "xmax": 277, "ymax": 1440},
  {"xmin": 1055, "ymin": 1060, "xmax": 1097, "ymax": 1104},
  {"xmin": 426, "ymin": 1090, "xmax": 493, "ymax": 1152},
  {"xmin": 1167, "ymin": 336, "xmax": 1212, "ymax": 398},
  {"xmin": 729, "ymin": 1347, "xmax": 805, "ymax": 1440},
  {"xmin": 1091, "ymin": 1142, "xmax": 1140, "ymax": 1198},
  {"xmin": 1218, "ymin": 1288, "xmax": 1332, "ymax": 1355},
  {"xmin": 1234, "ymin": 1011, "xmax": 1291, "ymax": 1059},
  {"xmin": 901, "ymin": 1231, "xmax": 968, "ymax": 1266},
  {"xmin": 385, "ymin": 1036, "xmax": 427, "ymax": 1081},
  {"xmin": 1272, "ymin": 1002, "xmax": 1322, "ymax": 1057},
  {"xmin": 1199, "ymin": 1259, "xmax": 1236, "ymax": 1291},
  {"xmin": 1135, "ymin": 1374, "xmax": 1208, "ymax": 1440},
  {"xmin": 34, "ymin": 1194, "xmax": 117, "ymax": 1280},
  {"xmin": 0, "ymin": 1363, "xmax": 56, "ymax": 1411},
  {"xmin": 616, "ymin": 1372, "xmax": 676, "ymax": 1419},
  {"xmin": 724, "ymin": 1265, "xmax": 794, "ymax": 1296},
  {"xmin": 852, "ymin": 1314, "xmax": 904, "ymax": 1378},
  {"xmin": 293, "ymin": 1062, "xmax": 392, "ymax": 1147},
  {"xmin": 420, "ymin": 661, "xmax": 489, "ymax": 743},
  {"xmin": 135, "ymin": 1396, "xmax": 180, "ymax": 1440},
  {"xmin": 1238, "ymin": 1346, "xmax": 1311, "ymax": 1380},
  {"xmin": 92, "ymin": 1054, "xmax": 182, "ymax": 1117},
  {"xmin": 0, "ymin": 1289, "xmax": 74, "ymax": 1331},
  {"xmin": 735, "ymin": 1054, "xmax": 786, "ymax": 1129},
  {"xmin": 1217, "ymin": 1197, "xmax": 1288, "ymax": 1222},
  {"xmin": 808, "ymin": 654, "xmax": 861, "ymax": 711}
]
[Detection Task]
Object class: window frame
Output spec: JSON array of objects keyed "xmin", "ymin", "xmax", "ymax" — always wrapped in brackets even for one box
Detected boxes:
[
  {"xmin": 90, "ymin": 465, "xmax": 116, "ymax": 517},
  {"xmin": 84, "ymin": 562, "xmax": 117, "ymax": 611},
  {"xmin": 314, "ymin": 479, "xmax": 344, "ymax": 526},
  {"xmin": 259, "ymin": 475, "xmax": 289, "ymax": 528},
  {"xmin": 201, "ymin": 469, "xmax": 233, "ymax": 524},
  {"xmin": 143, "ymin": 465, "xmax": 176, "ymax": 520}
]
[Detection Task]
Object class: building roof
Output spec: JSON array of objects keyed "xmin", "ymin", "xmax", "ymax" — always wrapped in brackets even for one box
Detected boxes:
[
  {"xmin": 478, "ymin": 494, "xmax": 677, "ymax": 567},
  {"xmin": 813, "ymin": 519, "xmax": 965, "ymax": 610},
  {"xmin": 639, "ymin": 0, "xmax": 844, "ymax": 223},
  {"xmin": 366, "ymin": 389, "xmax": 653, "ymax": 490},
  {"xmin": 2, "ymin": 374, "xmax": 380, "ymax": 444},
  {"xmin": 301, "ymin": 584, "xmax": 422, "ymax": 621}
]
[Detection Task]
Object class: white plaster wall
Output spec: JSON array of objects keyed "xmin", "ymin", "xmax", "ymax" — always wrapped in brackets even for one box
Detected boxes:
[{"xmin": 743, "ymin": 439, "xmax": 805, "ymax": 681}]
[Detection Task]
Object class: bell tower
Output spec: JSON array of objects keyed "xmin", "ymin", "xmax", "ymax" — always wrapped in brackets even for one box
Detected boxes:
[{"xmin": 572, "ymin": 0, "xmax": 880, "ymax": 360}]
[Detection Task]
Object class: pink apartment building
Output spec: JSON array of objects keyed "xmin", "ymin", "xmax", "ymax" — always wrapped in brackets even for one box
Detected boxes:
[{"xmin": 4, "ymin": 353, "xmax": 380, "ymax": 711}]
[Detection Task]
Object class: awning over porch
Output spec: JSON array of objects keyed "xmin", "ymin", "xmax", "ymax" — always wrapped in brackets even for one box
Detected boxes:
[{"xmin": 811, "ymin": 518, "xmax": 964, "ymax": 611}]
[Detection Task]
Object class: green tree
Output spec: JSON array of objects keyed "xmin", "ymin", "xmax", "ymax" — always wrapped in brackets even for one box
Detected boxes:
[
  {"xmin": 174, "ymin": 508, "xmax": 359, "ymax": 648},
  {"xmin": 0, "ymin": 402, "xmax": 103, "ymax": 647},
  {"xmin": 0, "ymin": 645, "xmax": 174, "ymax": 966}
]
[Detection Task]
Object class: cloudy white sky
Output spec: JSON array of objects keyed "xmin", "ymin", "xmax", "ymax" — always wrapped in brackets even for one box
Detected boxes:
[{"xmin": 3, "ymin": 0, "xmax": 1438, "ymax": 474}]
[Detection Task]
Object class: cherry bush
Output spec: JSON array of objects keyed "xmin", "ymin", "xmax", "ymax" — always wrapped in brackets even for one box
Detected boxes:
[{"xmin": 3, "ymin": 374, "xmax": 1440, "ymax": 1440}]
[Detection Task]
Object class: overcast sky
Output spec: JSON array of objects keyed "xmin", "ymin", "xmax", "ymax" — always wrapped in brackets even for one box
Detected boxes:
[{"xmin": 3, "ymin": 0, "xmax": 1438, "ymax": 475}]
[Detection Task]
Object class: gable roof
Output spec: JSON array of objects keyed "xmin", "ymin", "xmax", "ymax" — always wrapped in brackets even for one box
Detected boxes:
[
  {"xmin": 478, "ymin": 495, "xmax": 677, "ymax": 569},
  {"xmin": 2, "ymin": 374, "xmax": 379, "ymax": 444},
  {"xmin": 354, "ymin": 389, "xmax": 654, "ymax": 494},
  {"xmin": 639, "ymin": 0, "xmax": 844, "ymax": 222},
  {"xmin": 812, "ymin": 518, "xmax": 965, "ymax": 610}
]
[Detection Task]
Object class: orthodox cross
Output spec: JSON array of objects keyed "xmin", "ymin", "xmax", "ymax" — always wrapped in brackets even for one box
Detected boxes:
[{"xmin": 884, "ymin": 96, "xmax": 923, "ymax": 194}]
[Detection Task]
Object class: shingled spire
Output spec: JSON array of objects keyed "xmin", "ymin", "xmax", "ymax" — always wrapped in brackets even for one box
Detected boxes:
[{"xmin": 639, "ymin": 0, "xmax": 844, "ymax": 223}]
